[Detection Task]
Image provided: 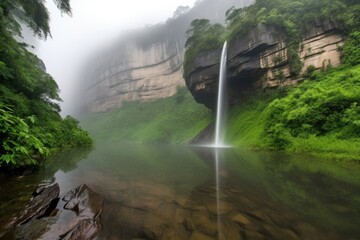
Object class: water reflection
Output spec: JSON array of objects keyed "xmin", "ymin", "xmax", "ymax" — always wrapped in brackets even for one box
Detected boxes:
[
  {"xmin": 1, "ymin": 143, "xmax": 360, "ymax": 239},
  {"xmin": 0, "ymin": 147, "xmax": 92, "ymax": 234}
]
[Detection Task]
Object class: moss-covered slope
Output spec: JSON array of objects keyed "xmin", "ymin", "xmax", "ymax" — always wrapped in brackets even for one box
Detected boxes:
[{"xmin": 227, "ymin": 65, "xmax": 360, "ymax": 160}]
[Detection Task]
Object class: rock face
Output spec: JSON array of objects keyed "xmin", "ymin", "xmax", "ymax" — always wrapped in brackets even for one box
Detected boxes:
[
  {"xmin": 185, "ymin": 21, "xmax": 345, "ymax": 109},
  {"xmin": 1, "ymin": 184, "xmax": 103, "ymax": 240},
  {"xmin": 82, "ymin": 0, "xmax": 254, "ymax": 112},
  {"xmin": 84, "ymin": 40, "xmax": 185, "ymax": 112}
]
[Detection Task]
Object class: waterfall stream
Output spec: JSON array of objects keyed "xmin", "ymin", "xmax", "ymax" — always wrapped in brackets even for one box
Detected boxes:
[{"xmin": 214, "ymin": 41, "xmax": 228, "ymax": 147}]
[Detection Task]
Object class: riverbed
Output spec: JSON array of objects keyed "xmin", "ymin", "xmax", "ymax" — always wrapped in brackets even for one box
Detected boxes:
[{"xmin": 1, "ymin": 142, "xmax": 359, "ymax": 239}]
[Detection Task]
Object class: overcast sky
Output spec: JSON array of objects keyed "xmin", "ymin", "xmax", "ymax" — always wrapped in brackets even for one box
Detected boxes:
[{"xmin": 36, "ymin": 0, "xmax": 197, "ymax": 115}]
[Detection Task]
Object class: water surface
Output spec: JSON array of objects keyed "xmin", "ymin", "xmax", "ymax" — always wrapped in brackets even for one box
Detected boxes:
[{"xmin": 1, "ymin": 142, "xmax": 359, "ymax": 239}]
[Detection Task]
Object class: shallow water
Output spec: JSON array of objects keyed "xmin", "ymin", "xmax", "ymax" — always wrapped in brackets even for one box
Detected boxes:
[{"xmin": 1, "ymin": 142, "xmax": 360, "ymax": 239}]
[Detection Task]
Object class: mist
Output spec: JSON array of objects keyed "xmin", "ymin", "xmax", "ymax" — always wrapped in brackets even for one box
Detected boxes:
[{"xmin": 36, "ymin": 0, "xmax": 197, "ymax": 115}]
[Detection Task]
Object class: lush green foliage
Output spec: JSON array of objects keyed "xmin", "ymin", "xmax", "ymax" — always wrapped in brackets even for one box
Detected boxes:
[
  {"xmin": 0, "ymin": 0, "xmax": 93, "ymax": 168},
  {"xmin": 265, "ymin": 66, "xmax": 360, "ymax": 146},
  {"xmin": 0, "ymin": 0, "xmax": 71, "ymax": 39},
  {"xmin": 224, "ymin": 0, "xmax": 359, "ymax": 40},
  {"xmin": 0, "ymin": 103, "xmax": 48, "ymax": 166},
  {"xmin": 81, "ymin": 87, "xmax": 211, "ymax": 144},
  {"xmin": 342, "ymin": 31, "xmax": 360, "ymax": 66},
  {"xmin": 184, "ymin": 0, "xmax": 360, "ymax": 77},
  {"xmin": 226, "ymin": 65, "xmax": 360, "ymax": 160},
  {"xmin": 183, "ymin": 19, "xmax": 225, "ymax": 78}
]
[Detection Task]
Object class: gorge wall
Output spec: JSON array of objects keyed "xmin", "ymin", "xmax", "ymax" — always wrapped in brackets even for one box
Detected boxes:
[
  {"xmin": 84, "ymin": 40, "xmax": 184, "ymax": 112},
  {"xmin": 185, "ymin": 20, "xmax": 345, "ymax": 109},
  {"xmin": 82, "ymin": 0, "xmax": 254, "ymax": 112}
]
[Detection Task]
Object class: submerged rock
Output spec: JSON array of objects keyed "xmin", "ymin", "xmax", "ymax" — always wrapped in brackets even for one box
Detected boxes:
[
  {"xmin": 1, "ymin": 184, "xmax": 103, "ymax": 240},
  {"xmin": 60, "ymin": 184, "xmax": 103, "ymax": 239},
  {"xmin": 16, "ymin": 183, "xmax": 60, "ymax": 225},
  {"xmin": 0, "ymin": 183, "xmax": 60, "ymax": 232}
]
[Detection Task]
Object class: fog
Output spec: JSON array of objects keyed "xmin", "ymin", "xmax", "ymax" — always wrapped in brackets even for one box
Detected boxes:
[{"xmin": 36, "ymin": 0, "xmax": 197, "ymax": 115}]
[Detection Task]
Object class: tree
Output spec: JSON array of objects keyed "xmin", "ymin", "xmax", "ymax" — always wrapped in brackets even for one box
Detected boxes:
[
  {"xmin": 183, "ymin": 19, "xmax": 225, "ymax": 77},
  {"xmin": 0, "ymin": 1, "xmax": 93, "ymax": 168},
  {"xmin": 0, "ymin": 0, "xmax": 71, "ymax": 39}
]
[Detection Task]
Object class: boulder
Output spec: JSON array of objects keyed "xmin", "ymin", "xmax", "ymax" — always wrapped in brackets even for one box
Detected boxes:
[
  {"xmin": 1, "ymin": 184, "xmax": 103, "ymax": 240},
  {"xmin": 16, "ymin": 183, "xmax": 60, "ymax": 226}
]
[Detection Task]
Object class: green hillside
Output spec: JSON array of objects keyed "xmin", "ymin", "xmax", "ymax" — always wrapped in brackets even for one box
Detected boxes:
[
  {"xmin": 81, "ymin": 87, "xmax": 211, "ymax": 144},
  {"xmin": 227, "ymin": 65, "xmax": 360, "ymax": 160}
]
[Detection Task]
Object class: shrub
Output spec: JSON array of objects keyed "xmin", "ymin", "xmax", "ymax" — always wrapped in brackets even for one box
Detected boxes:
[
  {"xmin": 0, "ymin": 104, "xmax": 49, "ymax": 166},
  {"xmin": 342, "ymin": 31, "xmax": 360, "ymax": 66},
  {"xmin": 263, "ymin": 66, "xmax": 360, "ymax": 145}
]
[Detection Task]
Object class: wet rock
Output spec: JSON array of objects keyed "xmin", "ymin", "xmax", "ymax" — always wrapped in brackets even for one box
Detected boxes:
[
  {"xmin": 188, "ymin": 230, "xmax": 214, "ymax": 240},
  {"xmin": 203, "ymin": 199, "xmax": 234, "ymax": 216},
  {"xmin": 245, "ymin": 230, "xmax": 268, "ymax": 240},
  {"xmin": 4, "ymin": 184, "xmax": 103, "ymax": 240},
  {"xmin": 219, "ymin": 218, "xmax": 245, "ymax": 240},
  {"xmin": 191, "ymin": 213, "xmax": 218, "ymax": 236},
  {"xmin": 263, "ymin": 223, "xmax": 301, "ymax": 240},
  {"xmin": 60, "ymin": 184, "xmax": 103, "ymax": 239},
  {"xmin": 64, "ymin": 218, "xmax": 102, "ymax": 240},
  {"xmin": 13, "ymin": 217, "xmax": 57, "ymax": 239},
  {"xmin": 232, "ymin": 213, "xmax": 251, "ymax": 226},
  {"xmin": 197, "ymin": 222, "xmax": 218, "ymax": 237},
  {"xmin": 16, "ymin": 183, "xmax": 60, "ymax": 225},
  {"xmin": 183, "ymin": 218, "xmax": 195, "ymax": 231},
  {"xmin": 63, "ymin": 184, "xmax": 103, "ymax": 217},
  {"xmin": 246, "ymin": 210, "xmax": 272, "ymax": 223}
]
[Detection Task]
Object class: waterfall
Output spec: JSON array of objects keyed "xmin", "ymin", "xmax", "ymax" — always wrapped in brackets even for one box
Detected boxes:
[{"xmin": 214, "ymin": 41, "xmax": 228, "ymax": 147}]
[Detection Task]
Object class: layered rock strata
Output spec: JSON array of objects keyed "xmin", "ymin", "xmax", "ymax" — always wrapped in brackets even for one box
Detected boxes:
[
  {"xmin": 82, "ymin": 0, "xmax": 255, "ymax": 112},
  {"xmin": 84, "ymin": 41, "xmax": 184, "ymax": 112},
  {"xmin": 185, "ymin": 21, "xmax": 344, "ymax": 109}
]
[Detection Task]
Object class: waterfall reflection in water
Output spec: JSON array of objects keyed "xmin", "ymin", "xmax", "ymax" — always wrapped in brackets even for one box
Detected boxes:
[{"xmin": 1, "ymin": 143, "xmax": 360, "ymax": 239}]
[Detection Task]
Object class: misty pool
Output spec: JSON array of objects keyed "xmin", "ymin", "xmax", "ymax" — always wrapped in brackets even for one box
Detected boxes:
[{"xmin": 1, "ymin": 142, "xmax": 360, "ymax": 239}]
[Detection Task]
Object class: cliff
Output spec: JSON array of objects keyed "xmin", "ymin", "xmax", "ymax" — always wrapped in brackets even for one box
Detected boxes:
[
  {"xmin": 84, "ymin": 40, "xmax": 184, "ymax": 112},
  {"xmin": 185, "ymin": 21, "xmax": 345, "ymax": 109},
  {"xmin": 81, "ymin": 0, "xmax": 254, "ymax": 112}
]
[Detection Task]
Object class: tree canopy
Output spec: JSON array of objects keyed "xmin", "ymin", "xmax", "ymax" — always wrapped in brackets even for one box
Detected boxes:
[
  {"xmin": 0, "ymin": 0, "xmax": 93, "ymax": 168},
  {"xmin": 0, "ymin": 0, "xmax": 71, "ymax": 39},
  {"xmin": 183, "ymin": 19, "xmax": 225, "ymax": 78}
]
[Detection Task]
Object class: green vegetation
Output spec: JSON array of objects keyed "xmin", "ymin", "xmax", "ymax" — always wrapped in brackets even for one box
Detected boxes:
[
  {"xmin": 81, "ymin": 87, "xmax": 211, "ymax": 144},
  {"xmin": 227, "ymin": 65, "xmax": 360, "ymax": 160},
  {"xmin": 184, "ymin": 0, "xmax": 360, "ymax": 77},
  {"xmin": 180, "ymin": 0, "xmax": 360, "ymax": 160},
  {"xmin": 0, "ymin": 103, "xmax": 48, "ymax": 166},
  {"xmin": 183, "ymin": 19, "xmax": 225, "ymax": 78},
  {"xmin": 342, "ymin": 31, "xmax": 360, "ymax": 66},
  {"xmin": 0, "ymin": 0, "xmax": 92, "ymax": 168}
]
